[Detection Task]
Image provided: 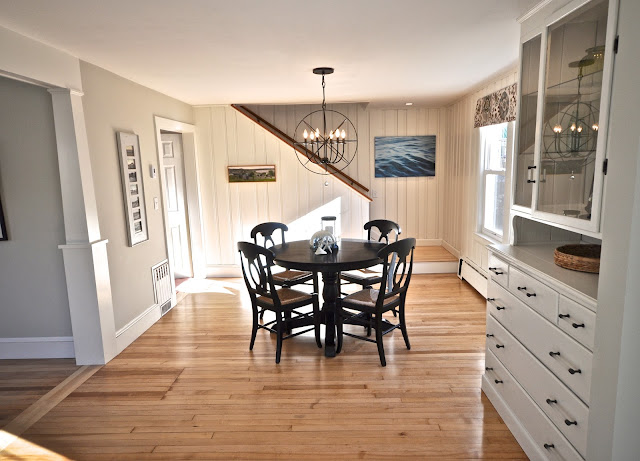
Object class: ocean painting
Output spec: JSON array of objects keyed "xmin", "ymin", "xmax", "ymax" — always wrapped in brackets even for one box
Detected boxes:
[{"xmin": 374, "ymin": 136, "xmax": 436, "ymax": 178}]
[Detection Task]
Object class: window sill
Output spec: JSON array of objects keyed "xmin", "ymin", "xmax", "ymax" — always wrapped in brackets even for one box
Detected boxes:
[{"xmin": 474, "ymin": 231, "xmax": 502, "ymax": 246}]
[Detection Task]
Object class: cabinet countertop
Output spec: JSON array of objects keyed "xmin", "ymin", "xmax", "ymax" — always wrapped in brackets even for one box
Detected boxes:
[{"xmin": 489, "ymin": 243, "xmax": 598, "ymax": 306}]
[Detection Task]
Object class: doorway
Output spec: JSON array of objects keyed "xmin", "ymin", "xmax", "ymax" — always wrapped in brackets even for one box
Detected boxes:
[{"xmin": 154, "ymin": 117, "xmax": 205, "ymax": 308}]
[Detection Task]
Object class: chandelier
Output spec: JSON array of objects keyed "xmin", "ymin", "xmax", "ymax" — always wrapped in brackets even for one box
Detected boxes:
[
  {"xmin": 293, "ymin": 67, "xmax": 358, "ymax": 175},
  {"xmin": 543, "ymin": 51, "xmax": 602, "ymax": 167}
]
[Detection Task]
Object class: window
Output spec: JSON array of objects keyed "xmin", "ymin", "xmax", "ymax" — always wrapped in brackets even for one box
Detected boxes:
[{"xmin": 480, "ymin": 122, "xmax": 511, "ymax": 239}]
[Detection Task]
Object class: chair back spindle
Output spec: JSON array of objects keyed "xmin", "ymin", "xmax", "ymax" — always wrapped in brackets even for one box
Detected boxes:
[
  {"xmin": 364, "ymin": 220, "xmax": 401, "ymax": 244},
  {"xmin": 251, "ymin": 222, "xmax": 288, "ymax": 249},
  {"xmin": 377, "ymin": 238, "xmax": 415, "ymax": 303},
  {"xmin": 238, "ymin": 242, "xmax": 279, "ymax": 304}
]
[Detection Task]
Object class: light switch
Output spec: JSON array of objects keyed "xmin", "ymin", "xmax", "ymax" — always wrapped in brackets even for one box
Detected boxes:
[{"xmin": 153, "ymin": 197, "xmax": 159, "ymax": 210}]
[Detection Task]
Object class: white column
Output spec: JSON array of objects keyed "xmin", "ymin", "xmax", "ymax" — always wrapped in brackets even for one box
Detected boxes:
[{"xmin": 49, "ymin": 88, "xmax": 117, "ymax": 365}]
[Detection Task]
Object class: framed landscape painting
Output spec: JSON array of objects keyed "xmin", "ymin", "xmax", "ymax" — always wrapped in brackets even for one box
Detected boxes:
[
  {"xmin": 228, "ymin": 165, "xmax": 276, "ymax": 183},
  {"xmin": 374, "ymin": 135, "xmax": 436, "ymax": 178}
]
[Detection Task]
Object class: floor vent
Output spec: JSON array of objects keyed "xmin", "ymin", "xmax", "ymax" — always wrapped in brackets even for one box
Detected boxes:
[{"xmin": 152, "ymin": 260, "xmax": 172, "ymax": 315}]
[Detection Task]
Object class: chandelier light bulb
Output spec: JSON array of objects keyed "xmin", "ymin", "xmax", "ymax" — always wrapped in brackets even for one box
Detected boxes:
[
  {"xmin": 309, "ymin": 132, "xmax": 315, "ymax": 141},
  {"xmin": 592, "ymin": 123, "xmax": 599, "ymax": 131},
  {"xmin": 570, "ymin": 123, "xmax": 576, "ymax": 132},
  {"xmin": 577, "ymin": 125, "xmax": 583, "ymax": 133},
  {"xmin": 315, "ymin": 128, "xmax": 320, "ymax": 138},
  {"xmin": 303, "ymin": 129, "xmax": 308, "ymax": 139},
  {"xmin": 329, "ymin": 131, "xmax": 334, "ymax": 140},
  {"xmin": 553, "ymin": 125, "xmax": 562, "ymax": 134},
  {"xmin": 341, "ymin": 129, "xmax": 346, "ymax": 139}
]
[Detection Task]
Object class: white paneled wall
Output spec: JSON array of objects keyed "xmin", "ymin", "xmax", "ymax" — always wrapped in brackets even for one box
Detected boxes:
[
  {"xmin": 247, "ymin": 104, "xmax": 446, "ymax": 244},
  {"xmin": 442, "ymin": 69, "xmax": 519, "ymax": 272},
  {"xmin": 194, "ymin": 105, "xmax": 370, "ymax": 270}
]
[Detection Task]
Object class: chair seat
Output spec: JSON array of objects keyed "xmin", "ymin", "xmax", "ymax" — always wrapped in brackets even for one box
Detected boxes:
[
  {"xmin": 272, "ymin": 269, "xmax": 312, "ymax": 284},
  {"xmin": 340, "ymin": 268, "xmax": 383, "ymax": 285},
  {"xmin": 342, "ymin": 288, "xmax": 399, "ymax": 311},
  {"xmin": 258, "ymin": 288, "xmax": 311, "ymax": 306}
]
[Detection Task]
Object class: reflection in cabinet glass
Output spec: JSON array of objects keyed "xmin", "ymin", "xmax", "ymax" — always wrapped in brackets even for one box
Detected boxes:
[
  {"xmin": 515, "ymin": 35, "xmax": 541, "ymax": 208},
  {"xmin": 539, "ymin": 0, "xmax": 609, "ymax": 221}
]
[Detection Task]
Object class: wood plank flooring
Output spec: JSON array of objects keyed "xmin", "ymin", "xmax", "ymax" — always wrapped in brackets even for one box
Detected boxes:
[
  {"xmin": 3, "ymin": 275, "xmax": 526, "ymax": 460},
  {"xmin": 414, "ymin": 246, "xmax": 457, "ymax": 262},
  {"xmin": 0, "ymin": 359, "xmax": 79, "ymax": 427}
]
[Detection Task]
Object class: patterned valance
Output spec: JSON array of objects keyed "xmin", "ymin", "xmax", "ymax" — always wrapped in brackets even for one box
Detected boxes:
[{"xmin": 474, "ymin": 83, "xmax": 517, "ymax": 128}]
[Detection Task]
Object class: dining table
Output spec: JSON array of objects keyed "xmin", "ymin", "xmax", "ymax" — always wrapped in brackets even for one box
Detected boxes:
[{"xmin": 271, "ymin": 238, "xmax": 386, "ymax": 357}]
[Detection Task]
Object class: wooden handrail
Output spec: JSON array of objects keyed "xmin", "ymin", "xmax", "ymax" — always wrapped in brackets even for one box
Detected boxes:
[{"xmin": 232, "ymin": 104, "xmax": 372, "ymax": 202}]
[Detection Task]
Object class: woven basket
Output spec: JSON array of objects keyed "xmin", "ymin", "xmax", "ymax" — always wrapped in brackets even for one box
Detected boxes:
[{"xmin": 554, "ymin": 244, "xmax": 601, "ymax": 273}]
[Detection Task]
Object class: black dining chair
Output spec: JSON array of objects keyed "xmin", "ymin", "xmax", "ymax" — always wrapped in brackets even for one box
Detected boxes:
[
  {"xmin": 336, "ymin": 238, "xmax": 415, "ymax": 367},
  {"xmin": 340, "ymin": 219, "xmax": 401, "ymax": 291},
  {"xmin": 251, "ymin": 222, "xmax": 317, "ymax": 319},
  {"xmin": 238, "ymin": 241, "xmax": 322, "ymax": 364}
]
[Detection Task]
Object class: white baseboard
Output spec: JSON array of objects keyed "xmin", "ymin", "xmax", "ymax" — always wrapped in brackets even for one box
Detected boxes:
[
  {"xmin": 115, "ymin": 303, "xmax": 161, "ymax": 354},
  {"xmin": 415, "ymin": 239, "xmax": 442, "ymax": 246},
  {"xmin": 0, "ymin": 337, "xmax": 75, "ymax": 359},
  {"xmin": 206, "ymin": 265, "xmax": 242, "ymax": 277},
  {"xmin": 412, "ymin": 261, "xmax": 458, "ymax": 274},
  {"xmin": 441, "ymin": 240, "xmax": 460, "ymax": 258}
]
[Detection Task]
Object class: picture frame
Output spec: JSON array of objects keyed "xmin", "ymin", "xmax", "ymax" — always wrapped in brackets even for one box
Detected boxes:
[
  {"xmin": 116, "ymin": 132, "xmax": 149, "ymax": 246},
  {"xmin": 374, "ymin": 136, "xmax": 436, "ymax": 178},
  {"xmin": 228, "ymin": 165, "xmax": 276, "ymax": 183},
  {"xmin": 0, "ymin": 195, "xmax": 7, "ymax": 241}
]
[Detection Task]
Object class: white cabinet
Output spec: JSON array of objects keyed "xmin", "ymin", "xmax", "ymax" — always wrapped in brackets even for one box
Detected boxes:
[
  {"xmin": 512, "ymin": 0, "xmax": 619, "ymax": 237},
  {"xmin": 483, "ymin": 246, "xmax": 598, "ymax": 460}
]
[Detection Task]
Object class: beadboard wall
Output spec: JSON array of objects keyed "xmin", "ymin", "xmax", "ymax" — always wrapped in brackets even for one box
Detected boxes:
[
  {"xmin": 442, "ymin": 69, "xmax": 519, "ymax": 272},
  {"xmin": 246, "ymin": 104, "xmax": 446, "ymax": 245},
  {"xmin": 194, "ymin": 105, "xmax": 371, "ymax": 270}
]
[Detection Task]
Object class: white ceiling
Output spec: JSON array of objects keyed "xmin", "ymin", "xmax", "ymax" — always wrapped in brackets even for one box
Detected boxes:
[{"xmin": 0, "ymin": 0, "xmax": 540, "ymax": 107}]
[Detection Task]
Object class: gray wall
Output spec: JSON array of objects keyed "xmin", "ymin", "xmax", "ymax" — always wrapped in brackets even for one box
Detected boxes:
[
  {"xmin": 80, "ymin": 61, "xmax": 194, "ymax": 331},
  {"xmin": 0, "ymin": 76, "xmax": 72, "ymax": 338}
]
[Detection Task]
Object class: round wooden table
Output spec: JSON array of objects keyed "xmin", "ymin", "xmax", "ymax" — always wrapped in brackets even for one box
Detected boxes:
[{"xmin": 271, "ymin": 239, "xmax": 386, "ymax": 357}]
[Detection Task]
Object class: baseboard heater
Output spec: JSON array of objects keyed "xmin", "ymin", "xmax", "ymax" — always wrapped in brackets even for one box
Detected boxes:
[
  {"xmin": 152, "ymin": 260, "xmax": 173, "ymax": 315},
  {"xmin": 458, "ymin": 259, "xmax": 488, "ymax": 298}
]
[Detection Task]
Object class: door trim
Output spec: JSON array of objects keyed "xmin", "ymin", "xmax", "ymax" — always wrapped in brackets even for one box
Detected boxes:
[{"xmin": 154, "ymin": 116, "xmax": 206, "ymax": 307}]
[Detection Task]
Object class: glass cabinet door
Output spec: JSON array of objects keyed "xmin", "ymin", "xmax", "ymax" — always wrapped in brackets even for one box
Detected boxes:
[
  {"xmin": 538, "ymin": 0, "xmax": 609, "ymax": 221},
  {"xmin": 514, "ymin": 35, "xmax": 541, "ymax": 208}
]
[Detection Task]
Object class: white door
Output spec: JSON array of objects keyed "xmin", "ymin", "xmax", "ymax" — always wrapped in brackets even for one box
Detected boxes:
[{"xmin": 160, "ymin": 132, "xmax": 192, "ymax": 278}]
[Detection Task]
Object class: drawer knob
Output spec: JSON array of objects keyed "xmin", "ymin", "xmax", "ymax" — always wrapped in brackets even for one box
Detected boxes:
[
  {"xmin": 486, "ymin": 334, "xmax": 494, "ymax": 337},
  {"xmin": 485, "ymin": 367, "xmax": 493, "ymax": 371},
  {"xmin": 546, "ymin": 399, "xmax": 557, "ymax": 405},
  {"xmin": 559, "ymin": 313, "xmax": 571, "ymax": 319},
  {"xmin": 517, "ymin": 286, "xmax": 527, "ymax": 291},
  {"xmin": 489, "ymin": 267, "xmax": 504, "ymax": 275},
  {"xmin": 486, "ymin": 297, "xmax": 495, "ymax": 302},
  {"xmin": 495, "ymin": 344, "xmax": 505, "ymax": 349},
  {"xmin": 565, "ymin": 419, "xmax": 578, "ymax": 426},
  {"xmin": 494, "ymin": 379, "xmax": 503, "ymax": 384},
  {"xmin": 496, "ymin": 306, "xmax": 506, "ymax": 311},
  {"xmin": 568, "ymin": 368, "xmax": 582, "ymax": 375},
  {"xmin": 549, "ymin": 351, "xmax": 561, "ymax": 357},
  {"xmin": 572, "ymin": 323, "xmax": 585, "ymax": 329},
  {"xmin": 526, "ymin": 292, "xmax": 536, "ymax": 297},
  {"xmin": 544, "ymin": 443, "xmax": 555, "ymax": 450}
]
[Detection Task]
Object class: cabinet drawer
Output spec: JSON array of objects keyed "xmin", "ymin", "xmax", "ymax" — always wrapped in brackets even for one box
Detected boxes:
[
  {"xmin": 488, "ymin": 281, "xmax": 593, "ymax": 404},
  {"xmin": 483, "ymin": 351, "xmax": 583, "ymax": 461},
  {"xmin": 558, "ymin": 297, "xmax": 596, "ymax": 351},
  {"xmin": 509, "ymin": 266, "xmax": 558, "ymax": 322},
  {"xmin": 488, "ymin": 252, "xmax": 509, "ymax": 288},
  {"xmin": 486, "ymin": 316, "xmax": 589, "ymax": 457}
]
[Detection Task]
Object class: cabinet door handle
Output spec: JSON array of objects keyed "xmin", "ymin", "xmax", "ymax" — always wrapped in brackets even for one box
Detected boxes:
[
  {"xmin": 549, "ymin": 351, "xmax": 561, "ymax": 357},
  {"xmin": 495, "ymin": 344, "xmax": 505, "ymax": 349},
  {"xmin": 546, "ymin": 399, "xmax": 557, "ymax": 405},
  {"xmin": 496, "ymin": 306, "xmax": 506, "ymax": 311},
  {"xmin": 544, "ymin": 443, "xmax": 555, "ymax": 450},
  {"xmin": 486, "ymin": 297, "xmax": 495, "ymax": 302},
  {"xmin": 517, "ymin": 286, "xmax": 536, "ymax": 297},
  {"xmin": 485, "ymin": 367, "xmax": 493, "ymax": 371},
  {"xmin": 568, "ymin": 368, "xmax": 582, "ymax": 375},
  {"xmin": 486, "ymin": 334, "xmax": 494, "ymax": 337},
  {"xmin": 565, "ymin": 419, "xmax": 578, "ymax": 426},
  {"xmin": 559, "ymin": 313, "xmax": 570, "ymax": 319},
  {"xmin": 494, "ymin": 379, "xmax": 503, "ymax": 384},
  {"xmin": 572, "ymin": 323, "xmax": 585, "ymax": 329},
  {"xmin": 517, "ymin": 286, "xmax": 527, "ymax": 291},
  {"xmin": 527, "ymin": 179, "xmax": 536, "ymax": 183},
  {"xmin": 488, "ymin": 267, "xmax": 504, "ymax": 275}
]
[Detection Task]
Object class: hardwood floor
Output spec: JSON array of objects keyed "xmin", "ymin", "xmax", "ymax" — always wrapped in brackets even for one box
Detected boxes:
[
  {"xmin": 0, "ymin": 359, "xmax": 79, "ymax": 427},
  {"xmin": 413, "ymin": 246, "xmax": 457, "ymax": 262},
  {"xmin": 3, "ymin": 275, "xmax": 526, "ymax": 460}
]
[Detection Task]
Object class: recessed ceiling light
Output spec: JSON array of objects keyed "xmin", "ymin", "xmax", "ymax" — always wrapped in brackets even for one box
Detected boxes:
[{"xmin": 405, "ymin": 102, "xmax": 413, "ymax": 106}]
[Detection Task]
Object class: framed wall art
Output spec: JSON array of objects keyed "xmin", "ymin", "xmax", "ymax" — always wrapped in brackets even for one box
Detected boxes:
[
  {"xmin": 116, "ymin": 131, "xmax": 149, "ymax": 246},
  {"xmin": 228, "ymin": 165, "xmax": 276, "ymax": 183},
  {"xmin": 374, "ymin": 136, "xmax": 436, "ymax": 178}
]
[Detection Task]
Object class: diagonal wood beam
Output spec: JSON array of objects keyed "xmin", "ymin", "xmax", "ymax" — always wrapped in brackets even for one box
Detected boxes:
[{"xmin": 232, "ymin": 104, "xmax": 372, "ymax": 202}]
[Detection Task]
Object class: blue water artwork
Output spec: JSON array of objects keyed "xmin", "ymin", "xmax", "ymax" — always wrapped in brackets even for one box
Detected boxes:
[{"xmin": 374, "ymin": 136, "xmax": 436, "ymax": 178}]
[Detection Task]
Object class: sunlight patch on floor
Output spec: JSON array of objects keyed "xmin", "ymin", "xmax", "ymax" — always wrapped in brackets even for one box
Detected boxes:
[
  {"xmin": 177, "ymin": 277, "xmax": 243, "ymax": 294},
  {"xmin": 1, "ymin": 430, "xmax": 70, "ymax": 460}
]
